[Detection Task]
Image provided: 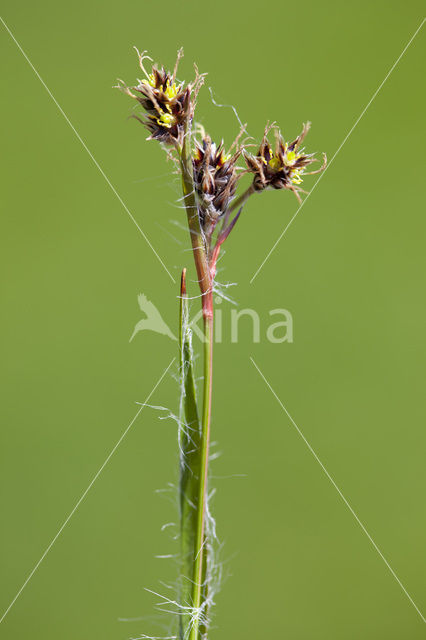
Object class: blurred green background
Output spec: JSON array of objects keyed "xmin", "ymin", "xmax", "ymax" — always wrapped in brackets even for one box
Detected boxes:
[{"xmin": 1, "ymin": 1, "xmax": 425, "ymax": 638}]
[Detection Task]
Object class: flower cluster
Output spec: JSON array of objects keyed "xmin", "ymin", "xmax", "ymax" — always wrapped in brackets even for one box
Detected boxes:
[
  {"xmin": 116, "ymin": 49, "xmax": 327, "ymax": 254},
  {"xmin": 192, "ymin": 133, "xmax": 241, "ymax": 237},
  {"xmin": 116, "ymin": 49, "xmax": 203, "ymax": 146},
  {"xmin": 244, "ymin": 123, "xmax": 327, "ymax": 202}
]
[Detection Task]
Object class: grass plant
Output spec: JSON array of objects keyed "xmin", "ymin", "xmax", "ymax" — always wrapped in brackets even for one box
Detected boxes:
[{"xmin": 116, "ymin": 48, "xmax": 326, "ymax": 640}]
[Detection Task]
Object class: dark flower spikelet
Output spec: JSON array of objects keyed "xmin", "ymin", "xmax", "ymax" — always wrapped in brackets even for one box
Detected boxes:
[
  {"xmin": 244, "ymin": 123, "xmax": 327, "ymax": 202},
  {"xmin": 193, "ymin": 134, "xmax": 242, "ymax": 236},
  {"xmin": 116, "ymin": 48, "xmax": 204, "ymax": 146}
]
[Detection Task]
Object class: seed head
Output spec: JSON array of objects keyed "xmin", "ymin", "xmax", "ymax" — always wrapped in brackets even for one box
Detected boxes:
[{"xmin": 244, "ymin": 123, "xmax": 327, "ymax": 202}]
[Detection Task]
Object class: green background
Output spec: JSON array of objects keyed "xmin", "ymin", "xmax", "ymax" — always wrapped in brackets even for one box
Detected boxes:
[{"xmin": 1, "ymin": 1, "xmax": 425, "ymax": 638}]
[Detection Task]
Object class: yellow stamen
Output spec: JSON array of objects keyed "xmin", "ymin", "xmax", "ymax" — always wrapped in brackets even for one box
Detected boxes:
[
  {"xmin": 268, "ymin": 155, "xmax": 281, "ymax": 170},
  {"xmin": 285, "ymin": 150, "xmax": 297, "ymax": 166},
  {"xmin": 141, "ymin": 73, "xmax": 156, "ymax": 87},
  {"xmin": 163, "ymin": 81, "xmax": 179, "ymax": 100},
  {"xmin": 291, "ymin": 169, "xmax": 303, "ymax": 185},
  {"xmin": 217, "ymin": 153, "xmax": 231, "ymax": 168},
  {"xmin": 156, "ymin": 111, "xmax": 174, "ymax": 128}
]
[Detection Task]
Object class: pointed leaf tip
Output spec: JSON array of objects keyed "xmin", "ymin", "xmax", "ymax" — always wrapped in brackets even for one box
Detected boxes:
[{"xmin": 181, "ymin": 268, "xmax": 187, "ymax": 297}]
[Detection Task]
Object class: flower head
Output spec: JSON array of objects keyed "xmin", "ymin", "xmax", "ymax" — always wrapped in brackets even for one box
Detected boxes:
[
  {"xmin": 116, "ymin": 48, "xmax": 204, "ymax": 146},
  {"xmin": 244, "ymin": 122, "xmax": 327, "ymax": 202},
  {"xmin": 193, "ymin": 133, "xmax": 242, "ymax": 237}
]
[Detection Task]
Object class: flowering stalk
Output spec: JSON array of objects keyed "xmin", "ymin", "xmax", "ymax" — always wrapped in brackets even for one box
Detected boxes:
[
  {"xmin": 178, "ymin": 131, "xmax": 213, "ymax": 640},
  {"xmin": 116, "ymin": 48, "xmax": 326, "ymax": 640}
]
